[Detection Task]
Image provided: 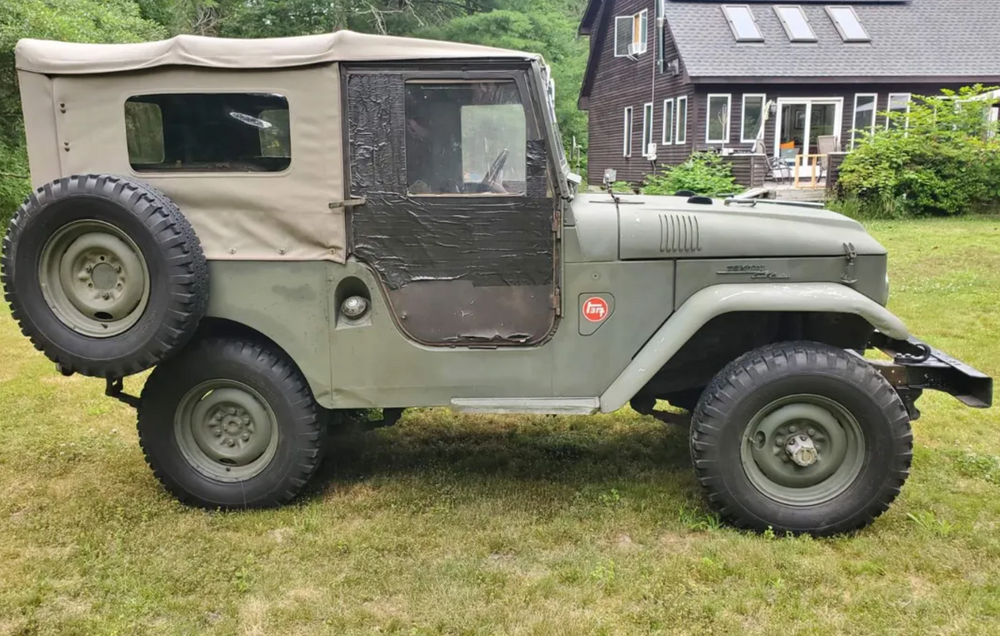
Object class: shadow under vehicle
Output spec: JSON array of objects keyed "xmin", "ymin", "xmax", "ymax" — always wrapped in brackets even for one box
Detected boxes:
[{"xmin": 3, "ymin": 31, "xmax": 991, "ymax": 535}]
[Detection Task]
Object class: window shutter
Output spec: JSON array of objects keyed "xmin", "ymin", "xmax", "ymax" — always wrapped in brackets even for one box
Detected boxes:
[{"xmin": 615, "ymin": 17, "xmax": 632, "ymax": 56}]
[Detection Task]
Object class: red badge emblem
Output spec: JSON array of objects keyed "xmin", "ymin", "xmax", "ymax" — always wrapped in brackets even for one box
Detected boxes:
[{"xmin": 582, "ymin": 297, "xmax": 609, "ymax": 323}]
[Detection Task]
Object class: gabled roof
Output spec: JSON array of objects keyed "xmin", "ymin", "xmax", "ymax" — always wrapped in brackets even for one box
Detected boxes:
[
  {"xmin": 15, "ymin": 30, "xmax": 537, "ymax": 76},
  {"xmin": 579, "ymin": 0, "xmax": 1000, "ymax": 103},
  {"xmin": 664, "ymin": 0, "xmax": 1000, "ymax": 81}
]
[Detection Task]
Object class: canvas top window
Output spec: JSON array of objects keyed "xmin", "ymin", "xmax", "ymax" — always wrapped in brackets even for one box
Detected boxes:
[
  {"xmin": 723, "ymin": 5, "xmax": 764, "ymax": 42},
  {"xmin": 826, "ymin": 6, "xmax": 870, "ymax": 42},
  {"xmin": 615, "ymin": 10, "xmax": 648, "ymax": 56},
  {"xmin": 404, "ymin": 80, "xmax": 527, "ymax": 196},
  {"xmin": 124, "ymin": 93, "xmax": 291, "ymax": 172},
  {"xmin": 775, "ymin": 6, "xmax": 817, "ymax": 42}
]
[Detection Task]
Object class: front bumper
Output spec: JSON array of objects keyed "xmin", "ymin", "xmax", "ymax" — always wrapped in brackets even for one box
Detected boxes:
[{"xmin": 866, "ymin": 333, "xmax": 993, "ymax": 417}]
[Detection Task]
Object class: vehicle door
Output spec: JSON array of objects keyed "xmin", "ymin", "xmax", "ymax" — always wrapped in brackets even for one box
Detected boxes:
[{"xmin": 342, "ymin": 65, "xmax": 558, "ymax": 346}]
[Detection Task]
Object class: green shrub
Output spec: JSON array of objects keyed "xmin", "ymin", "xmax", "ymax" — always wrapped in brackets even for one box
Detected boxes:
[
  {"xmin": 642, "ymin": 152, "xmax": 742, "ymax": 197},
  {"xmin": 0, "ymin": 139, "xmax": 30, "ymax": 230},
  {"xmin": 837, "ymin": 85, "xmax": 1000, "ymax": 217}
]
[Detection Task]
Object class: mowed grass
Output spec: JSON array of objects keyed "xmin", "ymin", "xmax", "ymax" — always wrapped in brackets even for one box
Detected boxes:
[{"xmin": 2, "ymin": 218, "xmax": 1000, "ymax": 636}]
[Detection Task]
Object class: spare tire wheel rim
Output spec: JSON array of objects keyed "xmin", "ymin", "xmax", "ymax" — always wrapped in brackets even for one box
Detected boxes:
[
  {"xmin": 174, "ymin": 380, "xmax": 280, "ymax": 482},
  {"xmin": 39, "ymin": 219, "xmax": 150, "ymax": 338},
  {"xmin": 740, "ymin": 394, "xmax": 866, "ymax": 506}
]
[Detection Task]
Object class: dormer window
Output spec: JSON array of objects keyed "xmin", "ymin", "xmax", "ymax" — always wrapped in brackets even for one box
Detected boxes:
[
  {"xmin": 826, "ymin": 6, "xmax": 871, "ymax": 43},
  {"xmin": 774, "ymin": 6, "xmax": 817, "ymax": 42},
  {"xmin": 723, "ymin": 5, "xmax": 764, "ymax": 43},
  {"xmin": 615, "ymin": 10, "xmax": 649, "ymax": 57}
]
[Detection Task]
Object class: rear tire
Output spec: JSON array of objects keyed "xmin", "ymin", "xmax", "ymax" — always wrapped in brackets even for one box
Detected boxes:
[
  {"xmin": 2, "ymin": 174, "xmax": 208, "ymax": 378},
  {"xmin": 690, "ymin": 342, "xmax": 912, "ymax": 536},
  {"xmin": 137, "ymin": 337, "xmax": 324, "ymax": 509}
]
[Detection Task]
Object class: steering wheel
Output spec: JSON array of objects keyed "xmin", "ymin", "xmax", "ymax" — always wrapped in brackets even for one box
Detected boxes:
[{"xmin": 480, "ymin": 149, "xmax": 509, "ymax": 192}]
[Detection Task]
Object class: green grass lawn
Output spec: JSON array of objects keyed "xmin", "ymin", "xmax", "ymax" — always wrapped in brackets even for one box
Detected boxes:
[{"xmin": 2, "ymin": 217, "xmax": 1000, "ymax": 635}]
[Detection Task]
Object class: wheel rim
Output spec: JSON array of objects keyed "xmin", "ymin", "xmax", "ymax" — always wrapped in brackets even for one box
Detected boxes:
[
  {"xmin": 740, "ymin": 394, "xmax": 866, "ymax": 506},
  {"xmin": 174, "ymin": 380, "xmax": 279, "ymax": 482},
  {"xmin": 39, "ymin": 220, "xmax": 149, "ymax": 337}
]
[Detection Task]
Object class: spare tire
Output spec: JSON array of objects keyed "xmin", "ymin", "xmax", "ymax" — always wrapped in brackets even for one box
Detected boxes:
[{"xmin": 1, "ymin": 174, "xmax": 209, "ymax": 378}]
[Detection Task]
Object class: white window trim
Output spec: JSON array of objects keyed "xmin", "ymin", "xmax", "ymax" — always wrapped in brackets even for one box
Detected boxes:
[
  {"xmin": 623, "ymin": 106, "xmax": 634, "ymax": 157},
  {"xmin": 676, "ymin": 96, "xmax": 688, "ymax": 144},
  {"xmin": 774, "ymin": 5, "xmax": 817, "ymax": 42},
  {"xmin": 826, "ymin": 5, "xmax": 871, "ymax": 43},
  {"xmin": 641, "ymin": 102, "xmax": 655, "ymax": 157},
  {"xmin": 633, "ymin": 10, "xmax": 649, "ymax": 54},
  {"xmin": 706, "ymin": 93, "xmax": 732, "ymax": 144},
  {"xmin": 614, "ymin": 16, "xmax": 631, "ymax": 58},
  {"xmin": 722, "ymin": 5, "xmax": 764, "ymax": 43},
  {"xmin": 662, "ymin": 98, "xmax": 675, "ymax": 145},
  {"xmin": 740, "ymin": 93, "xmax": 767, "ymax": 143},
  {"xmin": 851, "ymin": 93, "xmax": 878, "ymax": 148},
  {"xmin": 887, "ymin": 92, "xmax": 912, "ymax": 130}
]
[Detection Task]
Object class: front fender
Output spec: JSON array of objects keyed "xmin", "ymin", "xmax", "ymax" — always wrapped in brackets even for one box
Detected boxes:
[{"xmin": 599, "ymin": 282, "xmax": 909, "ymax": 412}]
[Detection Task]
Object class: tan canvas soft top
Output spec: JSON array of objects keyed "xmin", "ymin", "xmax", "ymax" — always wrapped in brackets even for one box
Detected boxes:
[{"xmin": 15, "ymin": 30, "xmax": 538, "ymax": 76}]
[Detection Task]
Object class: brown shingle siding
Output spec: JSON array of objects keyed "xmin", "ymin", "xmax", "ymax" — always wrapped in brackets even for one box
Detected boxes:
[{"xmin": 586, "ymin": 0, "xmax": 695, "ymax": 185}]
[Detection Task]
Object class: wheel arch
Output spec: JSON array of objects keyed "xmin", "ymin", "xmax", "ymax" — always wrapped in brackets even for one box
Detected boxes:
[
  {"xmin": 602, "ymin": 282, "xmax": 908, "ymax": 412},
  {"xmin": 191, "ymin": 317, "xmax": 328, "ymax": 406}
]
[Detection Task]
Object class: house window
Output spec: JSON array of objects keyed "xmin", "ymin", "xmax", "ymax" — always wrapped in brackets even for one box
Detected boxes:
[
  {"xmin": 642, "ymin": 102, "xmax": 655, "ymax": 157},
  {"xmin": 615, "ymin": 10, "xmax": 648, "ymax": 56},
  {"xmin": 775, "ymin": 6, "xmax": 817, "ymax": 42},
  {"xmin": 851, "ymin": 93, "xmax": 878, "ymax": 147},
  {"xmin": 826, "ymin": 6, "xmax": 870, "ymax": 42},
  {"xmin": 662, "ymin": 98, "xmax": 675, "ymax": 145},
  {"xmin": 723, "ymin": 5, "xmax": 764, "ymax": 42},
  {"xmin": 741, "ymin": 94, "xmax": 766, "ymax": 143},
  {"xmin": 623, "ymin": 106, "xmax": 634, "ymax": 157},
  {"xmin": 887, "ymin": 93, "xmax": 911, "ymax": 130},
  {"xmin": 676, "ymin": 96, "xmax": 688, "ymax": 144},
  {"xmin": 707, "ymin": 94, "xmax": 732, "ymax": 144},
  {"xmin": 124, "ymin": 93, "xmax": 291, "ymax": 172}
]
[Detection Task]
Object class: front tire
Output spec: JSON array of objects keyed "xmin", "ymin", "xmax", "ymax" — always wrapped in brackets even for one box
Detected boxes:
[
  {"xmin": 690, "ymin": 342, "xmax": 912, "ymax": 536},
  {"xmin": 138, "ymin": 337, "xmax": 324, "ymax": 508}
]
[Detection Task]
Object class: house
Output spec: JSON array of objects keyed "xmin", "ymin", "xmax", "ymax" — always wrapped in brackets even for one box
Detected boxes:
[{"xmin": 578, "ymin": 0, "xmax": 1000, "ymax": 186}]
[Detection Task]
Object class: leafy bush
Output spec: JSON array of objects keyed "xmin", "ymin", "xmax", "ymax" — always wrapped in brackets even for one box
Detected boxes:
[
  {"xmin": 837, "ymin": 85, "xmax": 1000, "ymax": 217},
  {"xmin": 0, "ymin": 139, "xmax": 30, "ymax": 230},
  {"xmin": 642, "ymin": 152, "xmax": 742, "ymax": 197}
]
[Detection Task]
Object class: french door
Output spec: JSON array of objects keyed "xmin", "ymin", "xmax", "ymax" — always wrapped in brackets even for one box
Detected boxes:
[{"xmin": 774, "ymin": 98, "xmax": 843, "ymax": 160}]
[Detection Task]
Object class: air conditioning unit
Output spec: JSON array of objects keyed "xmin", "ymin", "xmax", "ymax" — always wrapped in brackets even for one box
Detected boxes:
[{"xmin": 627, "ymin": 42, "xmax": 643, "ymax": 56}]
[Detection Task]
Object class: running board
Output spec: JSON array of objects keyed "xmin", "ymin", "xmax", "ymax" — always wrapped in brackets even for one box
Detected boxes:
[{"xmin": 450, "ymin": 398, "xmax": 600, "ymax": 415}]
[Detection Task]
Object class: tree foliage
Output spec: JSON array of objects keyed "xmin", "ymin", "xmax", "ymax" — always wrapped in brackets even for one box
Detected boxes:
[
  {"xmin": 837, "ymin": 85, "xmax": 1000, "ymax": 217},
  {"xmin": 642, "ymin": 152, "xmax": 742, "ymax": 197}
]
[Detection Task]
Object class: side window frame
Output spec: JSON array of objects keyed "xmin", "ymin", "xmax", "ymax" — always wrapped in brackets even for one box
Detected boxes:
[
  {"xmin": 123, "ymin": 91, "xmax": 293, "ymax": 176},
  {"xmin": 341, "ymin": 64, "xmax": 547, "ymax": 202}
]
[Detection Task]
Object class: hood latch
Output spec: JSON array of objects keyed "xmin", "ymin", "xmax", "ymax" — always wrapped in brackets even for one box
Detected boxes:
[{"xmin": 841, "ymin": 242, "xmax": 858, "ymax": 284}]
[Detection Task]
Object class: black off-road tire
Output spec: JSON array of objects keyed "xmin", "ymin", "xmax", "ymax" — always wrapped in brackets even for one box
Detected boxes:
[
  {"xmin": 137, "ymin": 337, "xmax": 325, "ymax": 509},
  {"xmin": 1, "ymin": 174, "xmax": 208, "ymax": 378},
  {"xmin": 690, "ymin": 342, "xmax": 912, "ymax": 536}
]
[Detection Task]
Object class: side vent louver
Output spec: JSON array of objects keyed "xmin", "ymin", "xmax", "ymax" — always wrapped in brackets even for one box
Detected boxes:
[{"xmin": 658, "ymin": 214, "xmax": 702, "ymax": 253}]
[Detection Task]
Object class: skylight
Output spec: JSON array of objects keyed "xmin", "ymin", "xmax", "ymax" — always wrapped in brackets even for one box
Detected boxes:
[
  {"xmin": 723, "ymin": 5, "xmax": 764, "ymax": 42},
  {"xmin": 774, "ymin": 6, "xmax": 817, "ymax": 42},
  {"xmin": 826, "ymin": 6, "xmax": 871, "ymax": 42}
]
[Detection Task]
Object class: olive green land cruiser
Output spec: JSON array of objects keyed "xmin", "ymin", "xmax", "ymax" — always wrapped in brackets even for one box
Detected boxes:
[{"xmin": 3, "ymin": 31, "xmax": 992, "ymax": 535}]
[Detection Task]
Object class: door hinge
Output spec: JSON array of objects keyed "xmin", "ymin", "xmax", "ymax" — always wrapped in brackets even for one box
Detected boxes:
[
  {"xmin": 841, "ymin": 242, "xmax": 858, "ymax": 284},
  {"xmin": 550, "ymin": 287, "xmax": 562, "ymax": 316},
  {"xmin": 329, "ymin": 197, "xmax": 367, "ymax": 210}
]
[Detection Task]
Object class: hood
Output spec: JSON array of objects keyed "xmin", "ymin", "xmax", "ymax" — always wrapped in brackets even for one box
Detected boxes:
[{"xmin": 571, "ymin": 193, "xmax": 885, "ymax": 260}]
